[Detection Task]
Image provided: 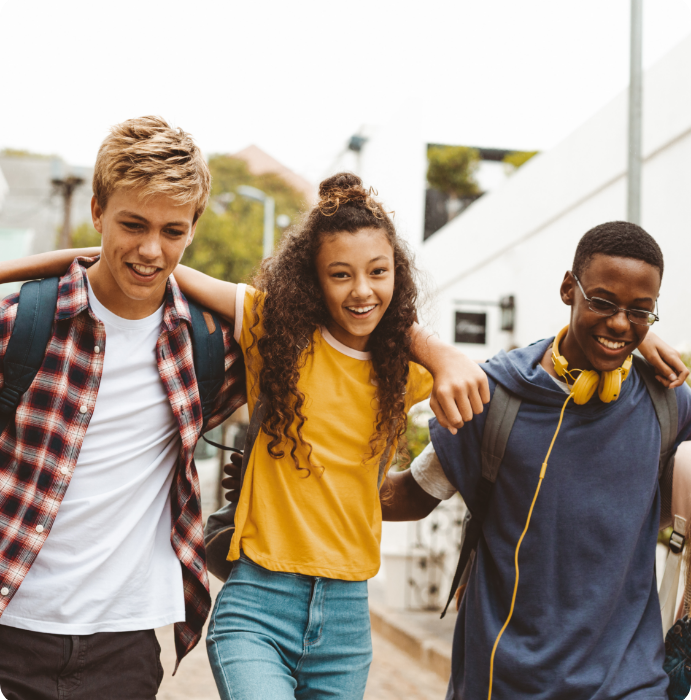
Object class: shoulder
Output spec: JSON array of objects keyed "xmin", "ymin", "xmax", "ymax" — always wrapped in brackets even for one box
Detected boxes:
[
  {"xmin": 406, "ymin": 362, "xmax": 433, "ymax": 405},
  {"xmin": 429, "ymin": 376, "xmax": 499, "ymax": 468}
]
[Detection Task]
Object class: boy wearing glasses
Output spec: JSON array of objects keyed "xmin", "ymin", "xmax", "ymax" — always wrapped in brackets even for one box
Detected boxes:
[{"xmin": 382, "ymin": 221, "xmax": 691, "ymax": 700}]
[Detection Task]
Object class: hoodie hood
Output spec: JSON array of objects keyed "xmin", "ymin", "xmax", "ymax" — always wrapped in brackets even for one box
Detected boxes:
[{"xmin": 483, "ymin": 336, "xmax": 635, "ymax": 414}]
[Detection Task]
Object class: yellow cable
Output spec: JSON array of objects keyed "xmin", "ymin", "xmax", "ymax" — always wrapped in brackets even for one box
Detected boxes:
[{"xmin": 487, "ymin": 393, "xmax": 573, "ymax": 700}]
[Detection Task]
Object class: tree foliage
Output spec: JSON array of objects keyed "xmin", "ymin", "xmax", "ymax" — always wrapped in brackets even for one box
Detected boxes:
[
  {"xmin": 183, "ymin": 155, "xmax": 307, "ymax": 284},
  {"xmin": 427, "ymin": 146, "xmax": 481, "ymax": 199},
  {"xmin": 503, "ymin": 150, "xmax": 539, "ymax": 171},
  {"xmin": 70, "ymin": 222, "xmax": 101, "ymax": 248}
]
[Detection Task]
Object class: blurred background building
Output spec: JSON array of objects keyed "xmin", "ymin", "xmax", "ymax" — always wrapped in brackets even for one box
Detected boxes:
[{"xmin": 327, "ymin": 33, "xmax": 691, "ymax": 358}]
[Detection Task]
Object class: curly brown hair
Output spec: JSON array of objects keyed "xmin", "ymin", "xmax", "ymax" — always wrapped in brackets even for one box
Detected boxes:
[{"xmin": 248, "ymin": 172, "xmax": 419, "ymax": 475}]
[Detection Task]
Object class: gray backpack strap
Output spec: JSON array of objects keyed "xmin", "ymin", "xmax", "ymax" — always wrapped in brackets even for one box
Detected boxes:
[
  {"xmin": 633, "ymin": 355, "xmax": 678, "ymax": 529},
  {"xmin": 203, "ymin": 392, "xmax": 269, "ymax": 581},
  {"xmin": 440, "ymin": 384, "xmax": 522, "ymax": 618},
  {"xmin": 481, "ymin": 384, "xmax": 523, "ymax": 483}
]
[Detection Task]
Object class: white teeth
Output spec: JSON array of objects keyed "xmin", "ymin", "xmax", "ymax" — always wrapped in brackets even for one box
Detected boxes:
[
  {"xmin": 596, "ymin": 336, "xmax": 626, "ymax": 350},
  {"xmin": 348, "ymin": 305, "xmax": 375, "ymax": 314},
  {"xmin": 131, "ymin": 264, "xmax": 157, "ymax": 275}
]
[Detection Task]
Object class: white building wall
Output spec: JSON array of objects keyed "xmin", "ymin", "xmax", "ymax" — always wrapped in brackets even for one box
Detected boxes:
[
  {"xmin": 420, "ymin": 35, "xmax": 691, "ymax": 356},
  {"xmin": 326, "ymin": 122, "xmax": 429, "ymax": 248}
]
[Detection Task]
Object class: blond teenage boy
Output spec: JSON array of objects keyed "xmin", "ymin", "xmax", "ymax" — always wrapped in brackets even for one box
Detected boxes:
[{"xmin": 0, "ymin": 117, "xmax": 246, "ymax": 699}]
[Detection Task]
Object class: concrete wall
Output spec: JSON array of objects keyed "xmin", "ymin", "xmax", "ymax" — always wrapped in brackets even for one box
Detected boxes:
[{"xmin": 419, "ymin": 35, "xmax": 691, "ymax": 356}]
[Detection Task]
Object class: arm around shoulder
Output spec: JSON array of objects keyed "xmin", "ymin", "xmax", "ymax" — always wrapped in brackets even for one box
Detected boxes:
[
  {"xmin": 173, "ymin": 264, "xmax": 238, "ymax": 325},
  {"xmin": 0, "ymin": 248, "xmax": 99, "ymax": 284}
]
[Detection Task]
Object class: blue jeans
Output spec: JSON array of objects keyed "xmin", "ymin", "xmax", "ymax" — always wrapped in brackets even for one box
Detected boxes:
[
  {"xmin": 206, "ymin": 553, "xmax": 372, "ymax": 700},
  {"xmin": 665, "ymin": 616, "xmax": 691, "ymax": 699}
]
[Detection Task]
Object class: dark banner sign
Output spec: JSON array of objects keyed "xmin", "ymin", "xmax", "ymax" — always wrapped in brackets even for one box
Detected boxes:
[{"xmin": 454, "ymin": 311, "xmax": 487, "ymax": 344}]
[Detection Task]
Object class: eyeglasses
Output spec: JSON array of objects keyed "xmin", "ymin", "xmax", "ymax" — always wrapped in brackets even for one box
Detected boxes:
[{"xmin": 572, "ymin": 272, "xmax": 659, "ymax": 326}]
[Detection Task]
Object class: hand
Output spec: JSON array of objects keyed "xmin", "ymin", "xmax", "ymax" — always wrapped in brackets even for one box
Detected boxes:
[
  {"xmin": 429, "ymin": 346, "xmax": 490, "ymax": 434},
  {"xmin": 222, "ymin": 452, "xmax": 242, "ymax": 503},
  {"xmin": 638, "ymin": 332, "xmax": 689, "ymax": 389}
]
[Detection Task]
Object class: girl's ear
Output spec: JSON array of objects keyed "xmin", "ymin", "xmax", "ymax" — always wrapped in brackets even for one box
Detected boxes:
[{"xmin": 560, "ymin": 271, "xmax": 575, "ymax": 307}]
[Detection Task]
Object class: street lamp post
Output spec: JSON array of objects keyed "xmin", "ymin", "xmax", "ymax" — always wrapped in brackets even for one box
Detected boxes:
[
  {"xmin": 627, "ymin": 0, "xmax": 643, "ymax": 224},
  {"xmin": 237, "ymin": 185, "xmax": 275, "ymax": 259}
]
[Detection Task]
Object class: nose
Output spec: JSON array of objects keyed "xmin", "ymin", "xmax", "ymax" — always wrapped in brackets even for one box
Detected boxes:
[
  {"xmin": 605, "ymin": 309, "xmax": 631, "ymax": 334},
  {"xmin": 138, "ymin": 233, "xmax": 162, "ymax": 261},
  {"xmin": 352, "ymin": 273, "xmax": 372, "ymax": 300}
]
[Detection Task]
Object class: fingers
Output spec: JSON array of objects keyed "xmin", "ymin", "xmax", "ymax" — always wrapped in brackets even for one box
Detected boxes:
[
  {"xmin": 224, "ymin": 490, "xmax": 240, "ymax": 504},
  {"xmin": 430, "ymin": 378, "xmax": 489, "ymax": 434},
  {"xmin": 672, "ymin": 365, "xmax": 690, "ymax": 388},
  {"xmin": 222, "ymin": 452, "xmax": 243, "ymax": 503},
  {"xmin": 221, "ymin": 475, "xmax": 240, "ymax": 490},
  {"xmin": 429, "ymin": 394, "xmax": 459, "ymax": 435},
  {"xmin": 224, "ymin": 459, "xmax": 242, "ymax": 478},
  {"xmin": 664, "ymin": 355, "xmax": 688, "ymax": 389}
]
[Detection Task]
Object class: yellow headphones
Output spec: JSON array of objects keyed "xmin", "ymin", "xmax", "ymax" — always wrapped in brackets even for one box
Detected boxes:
[
  {"xmin": 486, "ymin": 327, "xmax": 633, "ymax": 700},
  {"xmin": 551, "ymin": 325, "xmax": 632, "ymax": 404}
]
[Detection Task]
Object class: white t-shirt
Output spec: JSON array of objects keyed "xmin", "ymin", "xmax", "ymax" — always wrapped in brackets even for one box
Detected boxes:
[{"xmin": 0, "ymin": 280, "xmax": 185, "ymax": 634}]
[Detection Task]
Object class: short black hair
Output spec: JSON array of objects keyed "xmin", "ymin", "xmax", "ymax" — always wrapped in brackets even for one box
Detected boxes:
[{"xmin": 572, "ymin": 221, "xmax": 664, "ymax": 280}]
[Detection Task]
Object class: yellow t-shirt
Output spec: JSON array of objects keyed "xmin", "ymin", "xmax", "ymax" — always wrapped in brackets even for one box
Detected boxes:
[{"xmin": 228, "ymin": 284, "xmax": 433, "ymax": 580}]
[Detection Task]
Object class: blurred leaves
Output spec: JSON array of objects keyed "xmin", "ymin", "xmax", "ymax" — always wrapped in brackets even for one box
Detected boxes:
[
  {"xmin": 427, "ymin": 146, "xmax": 481, "ymax": 199},
  {"xmin": 70, "ymin": 222, "xmax": 101, "ymax": 248},
  {"xmin": 183, "ymin": 155, "xmax": 306, "ymax": 283},
  {"xmin": 503, "ymin": 150, "xmax": 539, "ymax": 171}
]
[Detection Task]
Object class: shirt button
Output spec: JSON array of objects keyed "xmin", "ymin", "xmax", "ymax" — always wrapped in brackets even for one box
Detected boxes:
[
  {"xmin": 60, "ymin": 467, "xmax": 69, "ymax": 475},
  {"xmin": 80, "ymin": 405, "xmax": 87, "ymax": 414},
  {"xmin": 94, "ymin": 346, "xmax": 100, "ymax": 354},
  {"xmin": 35, "ymin": 525, "xmax": 44, "ymax": 533},
  {"xmin": 0, "ymin": 588, "xmax": 8, "ymax": 596}
]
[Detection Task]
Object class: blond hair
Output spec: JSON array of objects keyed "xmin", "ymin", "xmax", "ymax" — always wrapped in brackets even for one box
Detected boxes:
[{"xmin": 93, "ymin": 116, "xmax": 211, "ymax": 222}]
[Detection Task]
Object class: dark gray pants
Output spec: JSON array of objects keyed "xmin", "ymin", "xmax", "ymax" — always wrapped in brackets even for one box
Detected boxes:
[{"xmin": 0, "ymin": 625, "xmax": 164, "ymax": 700}]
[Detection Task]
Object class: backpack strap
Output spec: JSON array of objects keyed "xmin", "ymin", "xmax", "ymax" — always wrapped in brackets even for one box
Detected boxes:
[
  {"xmin": 440, "ymin": 384, "xmax": 522, "ymax": 618},
  {"xmin": 0, "ymin": 277, "xmax": 59, "ymax": 439},
  {"xmin": 187, "ymin": 300, "xmax": 226, "ymax": 429},
  {"xmin": 632, "ymin": 354, "xmax": 678, "ymax": 528}
]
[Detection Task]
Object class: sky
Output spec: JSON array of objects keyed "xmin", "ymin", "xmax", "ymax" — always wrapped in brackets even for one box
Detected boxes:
[{"xmin": 1, "ymin": 0, "xmax": 691, "ymax": 185}]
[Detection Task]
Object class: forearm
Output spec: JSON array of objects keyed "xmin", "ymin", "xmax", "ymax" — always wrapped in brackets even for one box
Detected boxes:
[
  {"xmin": 173, "ymin": 265, "xmax": 237, "ymax": 324},
  {"xmin": 380, "ymin": 469, "xmax": 440, "ymax": 521},
  {"xmin": 409, "ymin": 323, "xmax": 446, "ymax": 372},
  {"xmin": 0, "ymin": 247, "xmax": 99, "ymax": 284}
]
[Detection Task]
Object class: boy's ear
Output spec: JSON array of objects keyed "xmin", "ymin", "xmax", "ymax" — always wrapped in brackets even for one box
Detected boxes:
[
  {"xmin": 560, "ymin": 271, "xmax": 576, "ymax": 306},
  {"xmin": 91, "ymin": 195, "xmax": 104, "ymax": 234}
]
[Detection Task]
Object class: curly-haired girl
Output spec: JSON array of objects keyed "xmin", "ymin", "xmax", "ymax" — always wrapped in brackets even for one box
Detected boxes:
[{"xmin": 174, "ymin": 172, "xmax": 467, "ymax": 699}]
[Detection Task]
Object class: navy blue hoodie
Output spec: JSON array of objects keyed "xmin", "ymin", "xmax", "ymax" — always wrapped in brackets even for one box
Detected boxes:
[{"xmin": 431, "ymin": 338, "xmax": 691, "ymax": 700}]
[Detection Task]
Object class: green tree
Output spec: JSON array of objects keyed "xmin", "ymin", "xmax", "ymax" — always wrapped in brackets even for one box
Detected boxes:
[
  {"xmin": 427, "ymin": 146, "xmax": 481, "ymax": 199},
  {"xmin": 70, "ymin": 222, "xmax": 101, "ymax": 248},
  {"xmin": 183, "ymin": 155, "xmax": 306, "ymax": 283},
  {"xmin": 503, "ymin": 150, "xmax": 539, "ymax": 171}
]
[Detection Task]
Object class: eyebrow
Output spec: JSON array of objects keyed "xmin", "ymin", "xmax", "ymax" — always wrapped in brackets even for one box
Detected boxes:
[
  {"xmin": 327, "ymin": 255, "xmax": 390, "ymax": 268},
  {"xmin": 117, "ymin": 210, "xmax": 188, "ymax": 227}
]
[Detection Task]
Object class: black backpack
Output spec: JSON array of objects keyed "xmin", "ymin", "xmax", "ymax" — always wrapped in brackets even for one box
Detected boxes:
[
  {"xmin": 0, "ymin": 276, "xmax": 227, "ymax": 440},
  {"xmin": 440, "ymin": 356, "xmax": 680, "ymax": 619}
]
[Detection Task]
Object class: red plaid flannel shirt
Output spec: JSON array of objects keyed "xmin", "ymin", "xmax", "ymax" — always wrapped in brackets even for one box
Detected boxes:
[{"xmin": 0, "ymin": 258, "xmax": 245, "ymax": 667}]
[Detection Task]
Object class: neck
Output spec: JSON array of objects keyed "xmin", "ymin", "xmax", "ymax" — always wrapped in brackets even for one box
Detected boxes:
[
  {"xmin": 541, "ymin": 328, "xmax": 592, "ymax": 379},
  {"xmin": 326, "ymin": 321, "xmax": 370, "ymax": 352},
  {"xmin": 87, "ymin": 260, "xmax": 166, "ymax": 320}
]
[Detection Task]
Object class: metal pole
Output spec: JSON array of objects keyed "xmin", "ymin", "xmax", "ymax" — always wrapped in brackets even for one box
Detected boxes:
[
  {"xmin": 263, "ymin": 196, "xmax": 275, "ymax": 259},
  {"xmin": 627, "ymin": 0, "xmax": 643, "ymax": 224}
]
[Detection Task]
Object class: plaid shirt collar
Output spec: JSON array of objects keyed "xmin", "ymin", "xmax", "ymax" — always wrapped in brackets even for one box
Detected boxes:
[{"xmin": 56, "ymin": 256, "xmax": 193, "ymax": 332}]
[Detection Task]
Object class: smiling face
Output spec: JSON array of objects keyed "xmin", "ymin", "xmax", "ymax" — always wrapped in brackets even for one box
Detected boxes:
[
  {"xmin": 560, "ymin": 254, "xmax": 661, "ymax": 372},
  {"xmin": 315, "ymin": 227, "xmax": 395, "ymax": 352},
  {"xmin": 88, "ymin": 188, "xmax": 197, "ymax": 319}
]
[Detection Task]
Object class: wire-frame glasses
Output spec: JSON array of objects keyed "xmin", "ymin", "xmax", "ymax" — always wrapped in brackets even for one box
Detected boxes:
[{"xmin": 572, "ymin": 272, "xmax": 659, "ymax": 326}]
